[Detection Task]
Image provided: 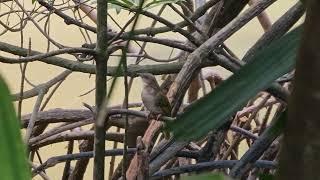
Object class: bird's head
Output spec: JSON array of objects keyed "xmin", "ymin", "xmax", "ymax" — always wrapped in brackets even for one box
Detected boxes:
[{"xmin": 138, "ymin": 73, "xmax": 159, "ymax": 88}]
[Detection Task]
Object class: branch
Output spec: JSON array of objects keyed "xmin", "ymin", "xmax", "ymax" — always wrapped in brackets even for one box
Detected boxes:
[
  {"xmin": 243, "ymin": 1, "xmax": 305, "ymax": 62},
  {"xmin": 230, "ymin": 111, "xmax": 285, "ymax": 178},
  {"xmin": 31, "ymin": 131, "xmax": 124, "ymax": 150},
  {"xmin": 11, "ymin": 70, "xmax": 71, "ymax": 101},
  {"xmin": 36, "ymin": 0, "xmax": 217, "ymax": 48},
  {"xmin": 152, "ymin": 160, "xmax": 277, "ymax": 178},
  {"xmin": 36, "ymin": 0, "xmax": 97, "ymax": 32},
  {"xmin": 230, "ymin": 125, "xmax": 258, "ymax": 140},
  {"xmin": 32, "ymin": 148, "xmax": 198, "ymax": 176},
  {"xmin": 20, "ymin": 108, "xmax": 148, "ymax": 128},
  {"xmin": 0, "ymin": 41, "xmax": 216, "ymax": 76},
  {"xmin": 32, "ymin": 148, "xmax": 137, "ymax": 176},
  {"xmin": 0, "ymin": 47, "xmax": 95, "ymax": 63},
  {"xmin": 29, "ymin": 119, "xmax": 94, "ymax": 145},
  {"xmin": 149, "ymin": 0, "xmax": 277, "ymax": 174},
  {"xmin": 168, "ymin": 0, "xmax": 277, "ymax": 114},
  {"xmin": 94, "ymin": 0, "xmax": 109, "ymax": 174},
  {"xmin": 249, "ymin": 0, "xmax": 272, "ymax": 31},
  {"xmin": 24, "ymin": 91, "xmax": 45, "ymax": 143}
]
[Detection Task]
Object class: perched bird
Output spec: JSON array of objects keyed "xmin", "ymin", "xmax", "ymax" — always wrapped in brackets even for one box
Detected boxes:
[{"xmin": 138, "ymin": 73, "xmax": 171, "ymax": 118}]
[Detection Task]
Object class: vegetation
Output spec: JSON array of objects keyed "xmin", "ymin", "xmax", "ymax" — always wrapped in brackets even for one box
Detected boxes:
[
  {"xmin": 0, "ymin": 76, "xmax": 30, "ymax": 180},
  {"xmin": 1, "ymin": 0, "xmax": 319, "ymax": 179}
]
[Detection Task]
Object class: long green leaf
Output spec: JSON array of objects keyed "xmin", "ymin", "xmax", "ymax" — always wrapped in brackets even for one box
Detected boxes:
[
  {"xmin": 143, "ymin": 0, "xmax": 184, "ymax": 9},
  {"xmin": 167, "ymin": 25, "xmax": 302, "ymax": 141},
  {"xmin": 0, "ymin": 75, "xmax": 30, "ymax": 180},
  {"xmin": 183, "ymin": 173, "xmax": 230, "ymax": 180}
]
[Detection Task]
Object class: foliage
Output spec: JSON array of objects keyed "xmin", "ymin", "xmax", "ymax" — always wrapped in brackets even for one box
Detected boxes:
[
  {"xmin": 259, "ymin": 174, "xmax": 275, "ymax": 180},
  {"xmin": 167, "ymin": 25, "xmax": 302, "ymax": 141},
  {"xmin": 106, "ymin": 0, "xmax": 185, "ymax": 13},
  {"xmin": 183, "ymin": 173, "xmax": 230, "ymax": 180},
  {"xmin": 0, "ymin": 75, "xmax": 30, "ymax": 180}
]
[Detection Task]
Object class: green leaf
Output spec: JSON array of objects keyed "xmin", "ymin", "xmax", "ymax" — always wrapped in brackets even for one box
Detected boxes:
[
  {"xmin": 167, "ymin": 25, "xmax": 302, "ymax": 141},
  {"xmin": 115, "ymin": 5, "xmax": 122, "ymax": 14},
  {"xmin": 132, "ymin": 0, "xmax": 140, "ymax": 5},
  {"xmin": 259, "ymin": 174, "xmax": 275, "ymax": 180},
  {"xmin": 143, "ymin": 0, "xmax": 184, "ymax": 9},
  {"xmin": 117, "ymin": 0, "xmax": 136, "ymax": 7},
  {"xmin": 299, "ymin": 0, "xmax": 305, "ymax": 6},
  {"xmin": 0, "ymin": 75, "xmax": 30, "ymax": 180},
  {"xmin": 108, "ymin": 3, "xmax": 123, "ymax": 14},
  {"xmin": 107, "ymin": 58, "xmax": 125, "ymax": 100},
  {"xmin": 105, "ymin": 0, "xmax": 133, "ymax": 11},
  {"xmin": 183, "ymin": 173, "xmax": 230, "ymax": 180}
]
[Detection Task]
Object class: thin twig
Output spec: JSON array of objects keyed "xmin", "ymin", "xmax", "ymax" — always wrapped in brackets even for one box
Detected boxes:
[
  {"xmin": 24, "ymin": 90, "xmax": 45, "ymax": 145},
  {"xmin": 17, "ymin": 38, "xmax": 31, "ymax": 120},
  {"xmin": 62, "ymin": 141, "xmax": 74, "ymax": 180}
]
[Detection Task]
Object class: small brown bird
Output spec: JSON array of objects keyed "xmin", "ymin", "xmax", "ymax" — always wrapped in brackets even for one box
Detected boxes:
[{"xmin": 138, "ymin": 73, "xmax": 171, "ymax": 118}]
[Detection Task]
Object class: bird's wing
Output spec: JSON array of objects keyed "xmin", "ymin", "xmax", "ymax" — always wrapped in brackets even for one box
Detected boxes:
[{"xmin": 155, "ymin": 91, "xmax": 172, "ymax": 116}]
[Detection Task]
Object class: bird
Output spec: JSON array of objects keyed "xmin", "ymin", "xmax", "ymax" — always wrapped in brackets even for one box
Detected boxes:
[{"xmin": 138, "ymin": 73, "xmax": 172, "ymax": 118}]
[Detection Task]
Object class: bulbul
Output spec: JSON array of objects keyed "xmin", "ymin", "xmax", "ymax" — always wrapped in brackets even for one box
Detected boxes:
[{"xmin": 138, "ymin": 73, "xmax": 171, "ymax": 118}]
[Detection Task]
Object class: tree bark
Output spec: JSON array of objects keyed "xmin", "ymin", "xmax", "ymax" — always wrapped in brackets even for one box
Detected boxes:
[{"xmin": 277, "ymin": 1, "xmax": 320, "ymax": 179}]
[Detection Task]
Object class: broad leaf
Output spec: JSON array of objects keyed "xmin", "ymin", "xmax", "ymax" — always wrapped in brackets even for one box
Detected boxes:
[
  {"xmin": 0, "ymin": 75, "xmax": 30, "ymax": 180},
  {"xmin": 167, "ymin": 25, "xmax": 302, "ymax": 141}
]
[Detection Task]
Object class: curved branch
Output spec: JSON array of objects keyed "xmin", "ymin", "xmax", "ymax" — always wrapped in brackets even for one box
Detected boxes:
[
  {"xmin": 36, "ymin": 0, "xmax": 97, "ymax": 32},
  {"xmin": 128, "ymin": 0, "xmax": 220, "ymax": 36},
  {"xmin": 0, "ymin": 47, "xmax": 95, "ymax": 63},
  {"xmin": 36, "ymin": 0, "xmax": 219, "ymax": 38},
  {"xmin": 12, "ymin": 70, "xmax": 71, "ymax": 101},
  {"xmin": 31, "ymin": 148, "xmax": 198, "ymax": 176},
  {"xmin": 21, "ymin": 108, "xmax": 148, "ymax": 128},
  {"xmin": 0, "ymin": 41, "xmax": 216, "ymax": 77},
  {"xmin": 243, "ymin": 2, "xmax": 305, "ymax": 62},
  {"xmin": 150, "ymin": 0, "xmax": 278, "ymax": 174},
  {"xmin": 31, "ymin": 131, "xmax": 124, "ymax": 149},
  {"xmin": 32, "ymin": 148, "xmax": 137, "ymax": 175},
  {"xmin": 152, "ymin": 160, "xmax": 277, "ymax": 178}
]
